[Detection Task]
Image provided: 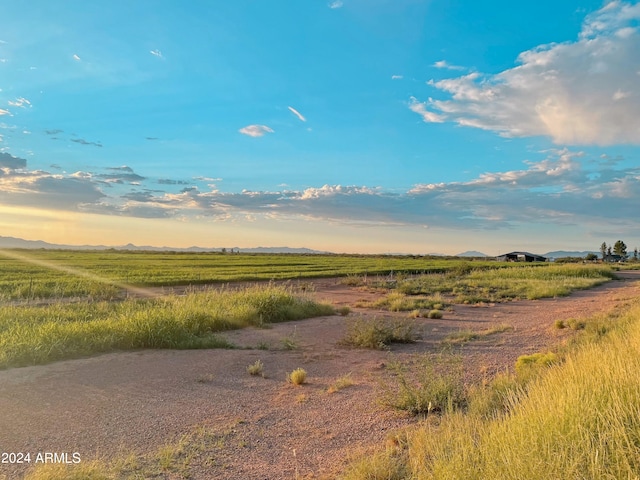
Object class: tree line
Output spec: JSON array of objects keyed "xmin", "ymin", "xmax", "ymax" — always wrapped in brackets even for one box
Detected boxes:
[{"xmin": 595, "ymin": 240, "xmax": 638, "ymax": 261}]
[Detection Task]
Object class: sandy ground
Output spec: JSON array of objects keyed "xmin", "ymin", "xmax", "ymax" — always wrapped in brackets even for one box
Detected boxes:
[{"xmin": 1, "ymin": 271, "xmax": 639, "ymax": 479}]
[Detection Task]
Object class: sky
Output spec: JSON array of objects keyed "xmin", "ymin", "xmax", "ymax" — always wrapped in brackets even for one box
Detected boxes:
[{"xmin": 1, "ymin": 0, "xmax": 639, "ymax": 255}]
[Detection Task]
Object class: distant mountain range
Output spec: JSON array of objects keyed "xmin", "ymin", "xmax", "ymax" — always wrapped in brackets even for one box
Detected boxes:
[
  {"xmin": 543, "ymin": 250, "xmax": 599, "ymax": 258},
  {"xmin": 0, "ymin": 236, "xmax": 601, "ymax": 258},
  {"xmin": 456, "ymin": 251, "xmax": 488, "ymax": 257},
  {"xmin": 0, "ymin": 236, "xmax": 328, "ymax": 254}
]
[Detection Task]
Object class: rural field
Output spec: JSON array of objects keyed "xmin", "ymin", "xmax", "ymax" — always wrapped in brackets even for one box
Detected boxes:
[{"xmin": 0, "ymin": 250, "xmax": 639, "ymax": 479}]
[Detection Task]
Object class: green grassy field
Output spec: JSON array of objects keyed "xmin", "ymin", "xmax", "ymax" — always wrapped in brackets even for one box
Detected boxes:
[
  {"xmin": 0, "ymin": 249, "xmax": 522, "ymax": 301},
  {"xmin": 0, "ymin": 250, "xmax": 620, "ymax": 369}
]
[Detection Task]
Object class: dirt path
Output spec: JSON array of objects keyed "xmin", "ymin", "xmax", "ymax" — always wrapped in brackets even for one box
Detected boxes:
[{"xmin": 1, "ymin": 272, "xmax": 639, "ymax": 479}]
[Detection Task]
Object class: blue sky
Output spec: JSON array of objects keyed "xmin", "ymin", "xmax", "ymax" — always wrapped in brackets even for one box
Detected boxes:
[{"xmin": 1, "ymin": 0, "xmax": 639, "ymax": 255}]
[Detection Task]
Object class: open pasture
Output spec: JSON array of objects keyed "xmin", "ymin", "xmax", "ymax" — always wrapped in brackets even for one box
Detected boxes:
[{"xmin": 0, "ymin": 249, "xmax": 522, "ymax": 301}]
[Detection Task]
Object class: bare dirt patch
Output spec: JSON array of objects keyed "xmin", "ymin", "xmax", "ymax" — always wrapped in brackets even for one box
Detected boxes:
[{"xmin": 1, "ymin": 272, "xmax": 639, "ymax": 479}]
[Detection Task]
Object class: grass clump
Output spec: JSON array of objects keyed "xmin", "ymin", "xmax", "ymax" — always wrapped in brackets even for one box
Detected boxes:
[
  {"xmin": 287, "ymin": 368, "xmax": 307, "ymax": 386},
  {"xmin": 369, "ymin": 292, "xmax": 446, "ymax": 312},
  {"xmin": 247, "ymin": 359, "xmax": 264, "ymax": 376},
  {"xmin": 379, "ymin": 354, "xmax": 466, "ymax": 415},
  {"xmin": 341, "ymin": 317, "xmax": 419, "ymax": 350},
  {"xmin": 327, "ymin": 373, "xmax": 354, "ymax": 394},
  {"xmin": 442, "ymin": 324, "xmax": 513, "ymax": 347},
  {"xmin": 515, "ymin": 352, "xmax": 558, "ymax": 382},
  {"xmin": 426, "ymin": 309, "xmax": 443, "ymax": 319}
]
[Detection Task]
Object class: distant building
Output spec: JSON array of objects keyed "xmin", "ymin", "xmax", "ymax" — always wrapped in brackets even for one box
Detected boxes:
[
  {"xmin": 603, "ymin": 254, "xmax": 626, "ymax": 263},
  {"xmin": 496, "ymin": 251, "xmax": 548, "ymax": 262}
]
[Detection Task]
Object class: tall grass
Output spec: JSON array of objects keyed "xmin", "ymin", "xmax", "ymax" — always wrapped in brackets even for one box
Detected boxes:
[
  {"xmin": 343, "ymin": 300, "xmax": 640, "ymax": 479},
  {"xmin": 386, "ymin": 264, "xmax": 616, "ymax": 305},
  {"xmin": 0, "ymin": 285, "xmax": 334, "ymax": 369}
]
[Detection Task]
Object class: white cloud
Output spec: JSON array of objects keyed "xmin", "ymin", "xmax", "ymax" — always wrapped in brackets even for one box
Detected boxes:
[
  {"xmin": 0, "ymin": 109, "xmax": 11, "ymax": 116},
  {"xmin": 150, "ymin": 49, "xmax": 163, "ymax": 58},
  {"xmin": 433, "ymin": 60, "xmax": 465, "ymax": 71},
  {"xmin": 8, "ymin": 97, "xmax": 31, "ymax": 108},
  {"xmin": 329, "ymin": 1, "xmax": 343, "ymax": 8},
  {"xmin": 408, "ymin": 96, "xmax": 445, "ymax": 123},
  {"xmin": 239, "ymin": 124, "xmax": 274, "ymax": 137},
  {"xmin": 413, "ymin": 1, "xmax": 640, "ymax": 146},
  {"xmin": 287, "ymin": 106, "xmax": 306, "ymax": 122},
  {"xmin": 72, "ymin": 54, "xmax": 81, "ymax": 61},
  {"xmin": 612, "ymin": 89, "xmax": 630, "ymax": 100},
  {"xmin": 391, "ymin": 75, "xmax": 403, "ymax": 80}
]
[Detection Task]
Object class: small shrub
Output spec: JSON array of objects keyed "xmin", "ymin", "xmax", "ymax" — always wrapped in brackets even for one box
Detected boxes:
[
  {"xmin": 341, "ymin": 317, "xmax": 419, "ymax": 350},
  {"xmin": 336, "ymin": 306, "xmax": 351, "ymax": 316},
  {"xmin": 426, "ymin": 309, "xmax": 443, "ymax": 319},
  {"xmin": 247, "ymin": 359, "xmax": 264, "ymax": 376},
  {"xmin": 327, "ymin": 373, "xmax": 354, "ymax": 394},
  {"xmin": 379, "ymin": 355, "xmax": 466, "ymax": 415},
  {"xmin": 408, "ymin": 309, "xmax": 421, "ymax": 318},
  {"xmin": 281, "ymin": 328, "xmax": 299, "ymax": 350},
  {"xmin": 554, "ymin": 319, "xmax": 566, "ymax": 329},
  {"xmin": 287, "ymin": 368, "xmax": 307, "ymax": 386}
]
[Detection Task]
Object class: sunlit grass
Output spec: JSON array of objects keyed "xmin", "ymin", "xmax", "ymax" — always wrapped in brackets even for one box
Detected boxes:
[
  {"xmin": 0, "ymin": 285, "xmax": 334, "ymax": 369},
  {"xmin": 344, "ymin": 299, "xmax": 640, "ymax": 479},
  {"xmin": 0, "ymin": 249, "xmax": 511, "ymax": 300},
  {"xmin": 365, "ymin": 264, "xmax": 616, "ymax": 307}
]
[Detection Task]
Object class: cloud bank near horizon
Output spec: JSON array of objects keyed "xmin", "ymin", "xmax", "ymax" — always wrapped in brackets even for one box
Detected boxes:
[{"xmin": 1, "ymin": 149, "xmax": 638, "ymax": 238}]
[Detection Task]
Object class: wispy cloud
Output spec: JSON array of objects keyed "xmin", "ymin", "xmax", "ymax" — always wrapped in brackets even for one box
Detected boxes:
[
  {"xmin": 408, "ymin": 96, "xmax": 445, "ymax": 123},
  {"xmin": 433, "ymin": 60, "xmax": 465, "ymax": 71},
  {"xmin": 413, "ymin": 1, "xmax": 640, "ymax": 146},
  {"xmin": 391, "ymin": 75, "xmax": 404, "ymax": 80},
  {"xmin": 71, "ymin": 138, "xmax": 103, "ymax": 147},
  {"xmin": 150, "ymin": 49, "xmax": 163, "ymax": 58},
  {"xmin": 287, "ymin": 106, "xmax": 306, "ymax": 122},
  {"xmin": 0, "ymin": 109, "xmax": 11, "ymax": 116},
  {"xmin": 8, "ymin": 97, "xmax": 31, "ymax": 108},
  {"xmin": 72, "ymin": 54, "xmax": 81, "ymax": 61},
  {"xmin": 329, "ymin": 1, "xmax": 343, "ymax": 9},
  {"xmin": 239, "ymin": 124, "xmax": 274, "ymax": 137}
]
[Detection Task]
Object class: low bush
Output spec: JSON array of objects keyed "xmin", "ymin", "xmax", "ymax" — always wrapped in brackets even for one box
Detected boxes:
[
  {"xmin": 379, "ymin": 355, "xmax": 466, "ymax": 415},
  {"xmin": 340, "ymin": 317, "xmax": 419, "ymax": 350},
  {"xmin": 287, "ymin": 368, "xmax": 307, "ymax": 386},
  {"xmin": 247, "ymin": 359, "xmax": 264, "ymax": 376},
  {"xmin": 327, "ymin": 374, "xmax": 354, "ymax": 394}
]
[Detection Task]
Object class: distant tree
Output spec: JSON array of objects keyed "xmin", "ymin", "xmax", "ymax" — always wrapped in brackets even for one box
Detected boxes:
[
  {"xmin": 221, "ymin": 247, "xmax": 227, "ymax": 254},
  {"xmin": 634, "ymin": 247, "xmax": 638, "ymax": 261},
  {"xmin": 613, "ymin": 240, "xmax": 627, "ymax": 257},
  {"xmin": 600, "ymin": 242, "xmax": 608, "ymax": 260},
  {"xmin": 607, "ymin": 246, "xmax": 612, "ymax": 256},
  {"xmin": 585, "ymin": 253, "xmax": 598, "ymax": 261}
]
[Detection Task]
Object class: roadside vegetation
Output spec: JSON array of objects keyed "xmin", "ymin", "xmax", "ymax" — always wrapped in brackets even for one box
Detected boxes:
[
  {"xmin": 357, "ymin": 264, "xmax": 615, "ymax": 308},
  {"xmin": 0, "ymin": 285, "xmax": 334, "ymax": 369},
  {"xmin": 342, "ymin": 298, "xmax": 640, "ymax": 479}
]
